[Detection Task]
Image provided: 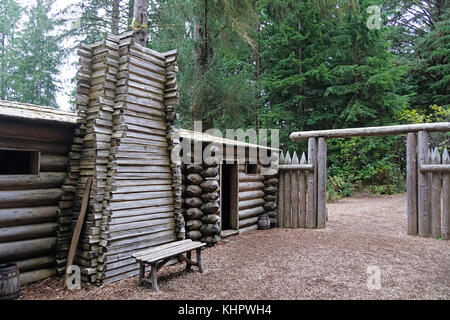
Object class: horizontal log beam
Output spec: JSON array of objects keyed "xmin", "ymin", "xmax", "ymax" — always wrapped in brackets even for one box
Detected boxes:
[
  {"xmin": 8, "ymin": 255, "xmax": 55, "ymax": 272},
  {"xmin": 0, "ymin": 189, "xmax": 62, "ymax": 209},
  {"xmin": 40, "ymin": 155, "xmax": 69, "ymax": 172},
  {"xmin": 0, "ymin": 222, "xmax": 57, "ymax": 242},
  {"xmin": 279, "ymin": 164, "xmax": 314, "ymax": 171},
  {"xmin": 0, "ymin": 237, "xmax": 56, "ymax": 261},
  {"xmin": 20, "ymin": 267, "xmax": 57, "ymax": 284},
  {"xmin": 290, "ymin": 122, "xmax": 450, "ymax": 141},
  {"xmin": 0, "ymin": 173, "xmax": 66, "ymax": 191},
  {"xmin": 419, "ymin": 164, "xmax": 450, "ymax": 173},
  {"xmin": 0, "ymin": 206, "xmax": 57, "ymax": 227}
]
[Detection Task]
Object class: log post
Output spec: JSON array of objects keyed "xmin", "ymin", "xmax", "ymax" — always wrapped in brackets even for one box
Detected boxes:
[
  {"xmin": 430, "ymin": 148, "xmax": 441, "ymax": 239},
  {"xmin": 299, "ymin": 153, "xmax": 307, "ymax": 228},
  {"xmin": 406, "ymin": 132, "xmax": 418, "ymax": 235},
  {"xmin": 278, "ymin": 152, "xmax": 285, "ymax": 228},
  {"xmin": 442, "ymin": 149, "xmax": 449, "ymax": 240},
  {"xmin": 417, "ymin": 131, "xmax": 430, "ymax": 237},
  {"xmin": 291, "ymin": 151, "xmax": 300, "ymax": 228},
  {"xmin": 283, "ymin": 152, "xmax": 292, "ymax": 228},
  {"xmin": 306, "ymin": 138, "xmax": 317, "ymax": 228},
  {"xmin": 317, "ymin": 137, "xmax": 327, "ymax": 229}
]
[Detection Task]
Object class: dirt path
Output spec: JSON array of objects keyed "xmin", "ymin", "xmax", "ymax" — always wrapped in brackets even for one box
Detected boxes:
[{"xmin": 20, "ymin": 194, "xmax": 449, "ymax": 300}]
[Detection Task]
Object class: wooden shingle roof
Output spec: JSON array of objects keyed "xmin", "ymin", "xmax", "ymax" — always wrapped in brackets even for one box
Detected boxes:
[{"xmin": 0, "ymin": 100, "xmax": 78, "ymax": 125}]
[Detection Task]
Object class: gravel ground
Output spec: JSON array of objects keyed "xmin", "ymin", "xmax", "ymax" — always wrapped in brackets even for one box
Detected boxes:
[{"xmin": 20, "ymin": 193, "xmax": 449, "ymax": 300}]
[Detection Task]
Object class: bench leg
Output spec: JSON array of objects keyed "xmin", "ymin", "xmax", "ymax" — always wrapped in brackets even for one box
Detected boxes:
[
  {"xmin": 186, "ymin": 251, "xmax": 192, "ymax": 271},
  {"xmin": 196, "ymin": 248, "xmax": 204, "ymax": 273},
  {"xmin": 138, "ymin": 262, "xmax": 145, "ymax": 286},
  {"xmin": 151, "ymin": 263, "xmax": 159, "ymax": 292}
]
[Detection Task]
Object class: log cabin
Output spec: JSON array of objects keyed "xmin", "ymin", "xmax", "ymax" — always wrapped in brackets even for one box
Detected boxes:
[
  {"xmin": 179, "ymin": 129, "xmax": 279, "ymax": 244},
  {"xmin": 0, "ymin": 32, "xmax": 280, "ymax": 286},
  {"xmin": 0, "ymin": 100, "xmax": 78, "ymax": 284}
]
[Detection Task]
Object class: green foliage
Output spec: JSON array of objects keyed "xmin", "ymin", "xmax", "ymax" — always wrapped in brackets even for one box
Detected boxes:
[{"xmin": 0, "ymin": 0, "xmax": 65, "ymax": 107}]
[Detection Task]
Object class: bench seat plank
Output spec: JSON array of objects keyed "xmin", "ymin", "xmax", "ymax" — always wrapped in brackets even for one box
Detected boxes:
[
  {"xmin": 138, "ymin": 242, "xmax": 205, "ymax": 263},
  {"xmin": 132, "ymin": 239, "xmax": 192, "ymax": 259},
  {"xmin": 133, "ymin": 240, "xmax": 206, "ymax": 292}
]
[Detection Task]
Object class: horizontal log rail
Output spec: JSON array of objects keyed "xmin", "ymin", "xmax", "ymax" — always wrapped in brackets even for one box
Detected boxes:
[
  {"xmin": 290, "ymin": 122, "xmax": 450, "ymax": 141},
  {"xmin": 279, "ymin": 164, "xmax": 314, "ymax": 171},
  {"xmin": 419, "ymin": 164, "xmax": 450, "ymax": 173}
]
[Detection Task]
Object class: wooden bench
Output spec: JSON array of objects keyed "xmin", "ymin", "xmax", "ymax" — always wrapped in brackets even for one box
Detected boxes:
[{"xmin": 132, "ymin": 239, "xmax": 206, "ymax": 292}]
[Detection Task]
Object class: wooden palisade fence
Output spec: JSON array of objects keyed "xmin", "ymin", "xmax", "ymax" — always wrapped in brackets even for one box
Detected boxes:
[
  {"xmin": 278, "ymin": 137, "xmax": 327, "ymax": 229},
  {"xmin": 407, "ymin": 131, "xmax": 449, "ymax": 239},
  {"xmin": 289, "ymin": 123, "xmax": 449, "ymax": 239}
]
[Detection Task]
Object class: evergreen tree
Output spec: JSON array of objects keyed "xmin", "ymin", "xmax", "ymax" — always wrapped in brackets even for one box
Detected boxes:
[
  {"xmin": 0, "ymin": 0, "xmax": 21, "ymax": 100},
  {"xmin": 2, "ymin": 0, "xmax": 65, "ymax": 107}
]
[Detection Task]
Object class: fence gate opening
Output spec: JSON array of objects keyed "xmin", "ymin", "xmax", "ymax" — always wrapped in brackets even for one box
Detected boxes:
[{"xmin": 280, "ymin": 123, "xmax": 450, "ymax": 239}]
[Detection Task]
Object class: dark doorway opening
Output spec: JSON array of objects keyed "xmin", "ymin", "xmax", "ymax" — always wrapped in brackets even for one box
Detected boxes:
[
  {"xmin": 221, "ymin": 163, "xmax": 233, "ymax": 230},
  {"xmin": 220, "ymin": 162, "xmax": 238, "ymax": 232}
]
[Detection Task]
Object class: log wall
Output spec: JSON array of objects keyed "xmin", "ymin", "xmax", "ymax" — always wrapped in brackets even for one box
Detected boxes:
[{"xmin": 0, "ymin": 118, "xmax": 76, "ymax": 284}]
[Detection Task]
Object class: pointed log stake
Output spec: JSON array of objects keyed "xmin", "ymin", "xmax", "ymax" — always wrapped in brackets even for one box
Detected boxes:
[
  {"xmin": 291, "ymin": 151, "xmax": 300, "ymax": 228},
  {"xmin": 317, "ymin": 138, "xmax": 327, "ymax": 228},
  {"xmin": 278, "ymin": 152, "xmax": 285, "ymax": 227},
  {"xmin": 64, "ymin": 178, "xmax": 93, "ymax": 287},
  {"xmin": 431, "ymin": 148, "xmax": 441, "ymax": 239},
  {"xmin": 283, "ymin": 151, "xmax": 292, "ymax": 228},
  {"xmin": 299, "ymin": 153, "xmax": 307, "ymax": 228},
  {"xmin": 406, "ymin": 132, "xmax": 418, "ymax": 235},
  {"xmin": 417, "ymin": 131, "xmax": 430, "ymax": 237},
  {"xmin": 306, "ymin": 138, "xmax": 317, "ymax": 228},
  {"xmin": 442, "ymin": 149, "xmax": 450, "ymax": 240}
]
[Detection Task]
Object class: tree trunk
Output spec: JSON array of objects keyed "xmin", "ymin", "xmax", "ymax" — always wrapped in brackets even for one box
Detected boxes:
[
  {"xmin": 298, "ymin": 19, "xmax": 303, "ymax": 130},
  {"xmin": 111, "ymin": 0, "xmax": 120, "ymax": 34},
  {"xmin": 254, "ymin": 23, "xmax": 261, "ymax": 130},
  {"xmin": 132, "ymin": 0, "xmax": 149, "ymax": 46},
  {"xmin": 192, "ymin": 0, "xmax": 213, "ymax": 129}
]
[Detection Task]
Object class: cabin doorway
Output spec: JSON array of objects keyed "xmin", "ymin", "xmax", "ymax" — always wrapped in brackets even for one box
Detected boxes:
[{"xmin": 220, "ymin": 163, "xmax": 239, "ymax": 233}]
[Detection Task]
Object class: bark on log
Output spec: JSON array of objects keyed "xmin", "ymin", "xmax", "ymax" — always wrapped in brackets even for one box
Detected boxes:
[
  {"xmin": 306, "ymin": 138, "xmax": 317, "ymax": 228},
  {"xmin": 299, "ymin": 152, "xmax": 307, "ymax": 228},
  {"xmin": 407, "ymin": 132, "xmax": 418, "ymax": 235},
  {"xmin": 278, "ymin": 153, "xmax": 285, "ymax": 227},
  {"xmin": 291, "ymin": 151, "xmax": 300, "ymax": 228},
  {"xmin": 417, "ymin": 131, "xmax": 430, "ymax": 237},
  {"xmin": 317, "ymin": 138, "xmax": 327, "ymax": 229},
  {"xmin": 0, "ymin": 173, "xmax": 66, "ymax": 191},
  {"xmin": 283, "ymin": 152, "xmax": 292, "ymax": 228},
  {"xmin": 0, "ymin": 222, "xmax": 57, "ymax": 242},
  {"xmin": 442, "ymin": 149, "xmax": 449, "ymax": 240},
  {"xmin": 0, "ymin": 206, "xmax": 57, "ymax": 228},
  {"xmin": 184, "ymin": 208, "xmax": 203, "ymax": 220},
  {"xmin": 430, "ymin": 148, "xmax": 441, "ymax": 239},
  {"xmin": 290, "ymin": 122, "xmax": 450, "ymax": 140},
  {"xmin": 0, "ymin": 189, "xmax": 62, "ymax": 209},
  {"xmin": 0, "ymin": 237, "xmax": 56, "ymax": 261}
]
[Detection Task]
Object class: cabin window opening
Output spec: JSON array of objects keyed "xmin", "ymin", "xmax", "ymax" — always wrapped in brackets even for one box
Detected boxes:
[
  {"xmin": 245, "ymin": 161, "xmax": 258, "ymax": 175},
  {"xmin": 0, "ymin": 149, "xmax": 40, "ymax": 175}
]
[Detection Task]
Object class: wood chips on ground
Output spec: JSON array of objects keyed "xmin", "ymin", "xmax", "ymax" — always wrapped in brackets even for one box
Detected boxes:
[{"xmin": 20, "ymin": 194, "xmax": 450, "ymax": 300}]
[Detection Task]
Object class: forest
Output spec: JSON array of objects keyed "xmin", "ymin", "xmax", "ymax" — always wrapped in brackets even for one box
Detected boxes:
[{"xmin": 0, "ymin": 0, "xmax": 448, "ymax": 197}]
